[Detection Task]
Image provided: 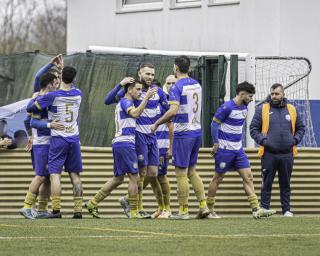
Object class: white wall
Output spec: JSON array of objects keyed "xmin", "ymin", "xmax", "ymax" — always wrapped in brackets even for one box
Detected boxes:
[{"xmin": 67, "ymin": 0, "xmax": 320, "ymax": 98}]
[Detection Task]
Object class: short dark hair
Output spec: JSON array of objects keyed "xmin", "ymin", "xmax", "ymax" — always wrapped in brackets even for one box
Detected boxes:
[
  {"xmin": 236, "ymin": 81, "xmax": 256, "ymax": 94},
  {"xmin": 270, "ymin": 83, "xmax": 284, "ymax": 92},
  {"xmin": 175, "ymin": 55, "xmax": 190, "ymax": 74},
  {"xmin": 124, "ymin": 79, "xmax": 141, "ymax": 93},
  {"xmin": 62, "ymin": 66, "xmax": 77, "ymax": 84},
  {"xmin": 14, "ymin": 130, "xmax": 27, "ymax": 139},
  {"xmin": 139, "ymin": 63, "xmax": 155, "ymax": 70},
  {"xmin": 39, "ymin": 73, "xmax": 56, "ymax": 90}
]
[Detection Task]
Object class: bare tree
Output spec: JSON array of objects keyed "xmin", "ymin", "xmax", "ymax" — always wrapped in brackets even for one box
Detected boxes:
[{"xmin": 0, "ymin": 0, "xmax": 66, "ymax": 54}]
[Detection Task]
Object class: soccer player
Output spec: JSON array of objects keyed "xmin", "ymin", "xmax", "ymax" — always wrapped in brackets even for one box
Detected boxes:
[
  {"xmin": 151, "ymin": 55, "xmax": 210, "ymax": 220},
  {"xmin": 151, "ymin": 75, "xmax": 176, "ymax": 219},
  {"xmin": 105, "ymin": 64, "xmax": 169, "ymax": 218},
  {"xmin": 85, "ymin": 81, "xmax": 157, "ymax": 218},
  {"xmin": 20, "ymin": 73, "xmax": 65, "ymax": 219},
  {"xmin": 27, "ymin": 66, "xmax": 83, "ymax": 219},
  {"xmin": 23, "ymin": 54, "xmax": 64, "ymax": 217},
  {"xmin": 207, "ymin": 81, "xmax": 276, "ymax": 219}
]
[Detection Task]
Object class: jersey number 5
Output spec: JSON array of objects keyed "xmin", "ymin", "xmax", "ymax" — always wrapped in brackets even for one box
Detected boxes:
[{"xmin": 65, "ymin": 103, "xmax": 74, "ymax": 123}]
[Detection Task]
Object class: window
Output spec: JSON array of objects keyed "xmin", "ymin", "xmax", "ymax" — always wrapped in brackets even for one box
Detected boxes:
[
  {"xmin": 116, "ymin": 0, "xmax": 163, "ymax": 14},
  {"xmin": 170, "ymin": 0, "xmax": 201, "ymax": 10},
  {"xmin": 208, "ymin": 0, "xmax": 240, "ymax": 6},
  {"xmin": 124, "ymin": 0, "xmax": 162, "ymax": 4}
]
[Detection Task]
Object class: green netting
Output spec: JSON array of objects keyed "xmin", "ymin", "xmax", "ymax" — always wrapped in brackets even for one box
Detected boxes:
[{"xmin": 0, "ymin": 52, "xmax": 226, "ymax": 146}]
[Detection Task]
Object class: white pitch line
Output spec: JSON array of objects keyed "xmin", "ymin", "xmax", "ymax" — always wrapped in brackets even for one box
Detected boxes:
[{"xmin": 0, "ymin": 235, "xmax": 155, "ymax": 240}]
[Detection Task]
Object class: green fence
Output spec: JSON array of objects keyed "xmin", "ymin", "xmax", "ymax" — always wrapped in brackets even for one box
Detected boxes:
[{"xmin": 0, "ymin": 52, "xmax": 228, "ymax": 147}]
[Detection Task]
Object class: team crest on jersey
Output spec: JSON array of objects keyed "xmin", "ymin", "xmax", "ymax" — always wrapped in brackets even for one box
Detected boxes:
[
  {"xmin": 285, "ymin": 114, "xmax": 291, "ymax": 121},
  {"xmin": 138, "ymin": 154, "xmax": 144, "ymax": 162},
  {"xmin": 219, "ymin": 162, "xmax": 226, "ymax": 169},
  {"xmin": 133, "ymin": 162, "xmax": 138, "ymax": 169}
]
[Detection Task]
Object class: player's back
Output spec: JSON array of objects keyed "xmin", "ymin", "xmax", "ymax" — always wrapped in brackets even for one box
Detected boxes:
[
  {"xmin": 216, "ymin": 100, "xmax": 247, "ymax": 151},
  {"xmin": 170, "ymin": 77, "xmax": 202, "ymax": 138},
  {"xmin": 112, "ymin": 98, "xmax": 136, "ymax": 145},
  {"xmin": 48, "ymin": 89, "xmax": 82, "ymax": 139}
]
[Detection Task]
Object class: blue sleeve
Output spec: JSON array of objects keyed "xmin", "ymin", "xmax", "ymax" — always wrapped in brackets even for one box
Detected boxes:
[
  {"xmin": 26, "ymin": 99, "xmax": 36, "ymax": 113},
  {"xmin": 31, "ymin": 118, "xmax": 49, "ymax": 129},
  {"xmin": 24, "ymin": 114, "xmax": 31, "ymax": 132},
  {"xmin": 168, "ymin": 84, "xmax": 181, "ymax": 104},
  {"xmin": 117, "ymin": 89, "xmax": 125, "ymax": 99},
  {"xmin": 211, "ymin": 121, "xmax": 219, "ymax": 144},
  {"xmin": 120, "ymin": 98, "xmax": 134, "ymax": 114},
  {"xmin": 213, "ymin": 104, "xmax": 232, "ymax": 123},
  {"xmin": 104, "ymin": 84, "xmax": 122, "ymax": 105},
  {"xmin": 34, "ymin": 63, "xmax": 54, "ymax": 92},
  {"xmin": 249, "ymin": 106, "xmax": 266, "ymax": 145},
  {"xmin": 158, "ymin": 88, "xmax": 169, "ymax": 111},
  {"xmin": 27, "ymin": 93, "xmax": 55, "ymax": 113}
]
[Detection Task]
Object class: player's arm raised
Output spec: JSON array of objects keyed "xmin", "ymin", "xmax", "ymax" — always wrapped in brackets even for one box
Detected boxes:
[
  {"xmin": 128, "ymin": 88, "xmax": 157, "ymax": 118},
  {"xmin": 104, "ymin": 77, "xmax": 135, "ymax": 105}
]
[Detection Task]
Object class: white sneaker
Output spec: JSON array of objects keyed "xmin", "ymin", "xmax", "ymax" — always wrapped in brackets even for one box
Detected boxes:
[
  {"xmin": 283, "ymin": 211, "xmax": 293, "ymax": 217},
  {"xmin": 158, "ymin": 210, "xmax": 172, "ymax": 219},
  {"xmin": 207, "ymin": 211, "xmax": 221, "ymax": 219},
  {"xmin": 252, "ymin": 208, "xmax": 276, "ymax": 219}
]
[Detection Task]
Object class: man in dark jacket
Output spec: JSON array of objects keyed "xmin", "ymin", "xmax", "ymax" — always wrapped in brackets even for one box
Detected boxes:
[{"xmin": 250, "ymin": 83, "xmax": 305, "ymax": 217}]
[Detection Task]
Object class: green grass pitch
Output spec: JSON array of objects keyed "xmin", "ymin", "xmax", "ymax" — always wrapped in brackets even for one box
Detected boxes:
[{"xmin": 0, "ymin": 217, "xmax": 320, "ymax": 256}]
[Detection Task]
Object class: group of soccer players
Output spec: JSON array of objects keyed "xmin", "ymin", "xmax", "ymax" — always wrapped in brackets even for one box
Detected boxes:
[{"xmin": 20, "ymin": 54, "xmax": 276, "ymax": 220}]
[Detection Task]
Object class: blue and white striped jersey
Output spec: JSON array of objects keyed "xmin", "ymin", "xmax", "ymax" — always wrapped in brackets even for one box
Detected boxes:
[
  {"xmin": 31, "ymin": 107, "xmax": 51, "ymax": 146},
  {"xmin": 31, "ymin": 88, "xmax": 82, "ymax": 142},
  {"xmin": 213, "ymin": 100, "xmax": 247, "ymax": 151},
  {"xmin": 112, "ymin": 98, "xmax": 136, "ymax": 145},
  {"xmin": 169, "ymin": 77, "xmax": 202, "ymax": 138},
  {"xmin": 117, "ymin": 84, "xmax": 168, "ymax": 137}
]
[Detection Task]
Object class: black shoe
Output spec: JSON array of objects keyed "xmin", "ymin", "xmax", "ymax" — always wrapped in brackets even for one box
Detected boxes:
[
  {"xmin": 73, "ymin": 212, "xmax": 82, "ymax": 219},
  {"xmin": 47, "ymin": 211, "xmax": 62, "ymax": 218}
]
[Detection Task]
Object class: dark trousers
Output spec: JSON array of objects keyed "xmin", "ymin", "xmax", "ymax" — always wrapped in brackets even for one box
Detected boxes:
[{"xmin": 260, "ymin": 152, "xmax": 293, "ymax": 213}]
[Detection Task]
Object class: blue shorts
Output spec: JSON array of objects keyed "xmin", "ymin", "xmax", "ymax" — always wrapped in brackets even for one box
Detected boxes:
[
  {"xmin": 214, "ymin": 148, "xmax": 250, "ymax": 173},
  {"xmin": 172, "ymin": 136, "xmax": 201, "ymax": 168},
  {"xmin": 135, "ymin": 132, "xmax": 159, "ymax": 167},
  {"xmin": 158, "ymin": 152, "xmax": 169, "ymax": 176},
  {"xmin": 32, "ymin": 145, "xmax": 50, "ymax": 177},
  {"xmin": 113, "ymin": 143, "xmax": 138, "ymax": 177},
  {"xmin": 48, "ymin": 137, "xmax": 83, "ymax": 174}
]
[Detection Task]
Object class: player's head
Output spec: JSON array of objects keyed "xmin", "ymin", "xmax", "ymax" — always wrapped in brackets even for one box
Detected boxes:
[
  {"xmin": 163, "ymin": 75, "xmax": 176, "ymax": 95},
  {"xmin": 124, "ymin": 80, "xmax": 143, "ymax": 100},
  {"xmin": 62, "ymin": 66, "xmax": 77, "ymax": 84},
  {"xmin": 13, "ymin": 130, "xmax": 28, "ymax": 148},
  {"xmin": 39, "ymin": 73, "xmax": 57, "ymax": 92},
  {"xmin": 174, "ymin": 55, "xmax": 190, "ymax": 75},
  {"xmin": 138, "ymin": 63, "xmax": 155, "ymax": 86},
  {"xmin": 270, "ymin": 83, "xmax": 285, "ymax": 105},
  {"xmin": 236, "ymin": 81, "xmax": 255, "ymax": 105}
]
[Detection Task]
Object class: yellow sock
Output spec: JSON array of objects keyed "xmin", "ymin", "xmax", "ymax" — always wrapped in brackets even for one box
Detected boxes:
[
  {"xmin": 129, "ymin": 195, "xmax": 138, "ymax": 215},
  {"xmin": 207, "ymin": 196, "xmax": 216, "ymax": 211},
  {"xmin": 179, "ymin": 205, "xmax": 189, "ymax": 215},
  {"xmin": 74, "ymin": 196, "xmax": 83, "ymax": 213},
  {"xmin": 91, "ymin": 189, "xmax": 107, "ymax": 206},
  {"xmin": 189, "ymin": 172, "xmax": 206, "ymax": 204},
  {"xmin": 199, "ymin": 199, "xmax": 207, "ymax": 209},
  {"xmin": 248, "ymin": 194, "xmax": 260, "ymax": 211},
  {"xmin": 51, "ymin": 196, "xmax": 61, "ymax": 212},
  {"xmin": 38, "ymin": 195, "xmax": 48, "ymax": 212},
  {"xmin": 176, "ymin": 172, "xmax": 189, "ymax": 214},
  {"xmin": 23, "ymin": 192, "xmax": 37, "ymax": 209},
  {"xmin": 138, "ymin": 177, "xmax": 144, "ymax": 211},
  {"xmin": 159, "ymin": 175, "xmax": 171, "ymax": 211},
  {"xmin": 150, "ymin": 177, "xmax": 165, "ymax": 210}
]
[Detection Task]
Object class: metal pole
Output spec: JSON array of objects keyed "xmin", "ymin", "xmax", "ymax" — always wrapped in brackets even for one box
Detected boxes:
[{"xmin": 245, "ymin": 54, "xmax": 255, "ymax": 148}]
